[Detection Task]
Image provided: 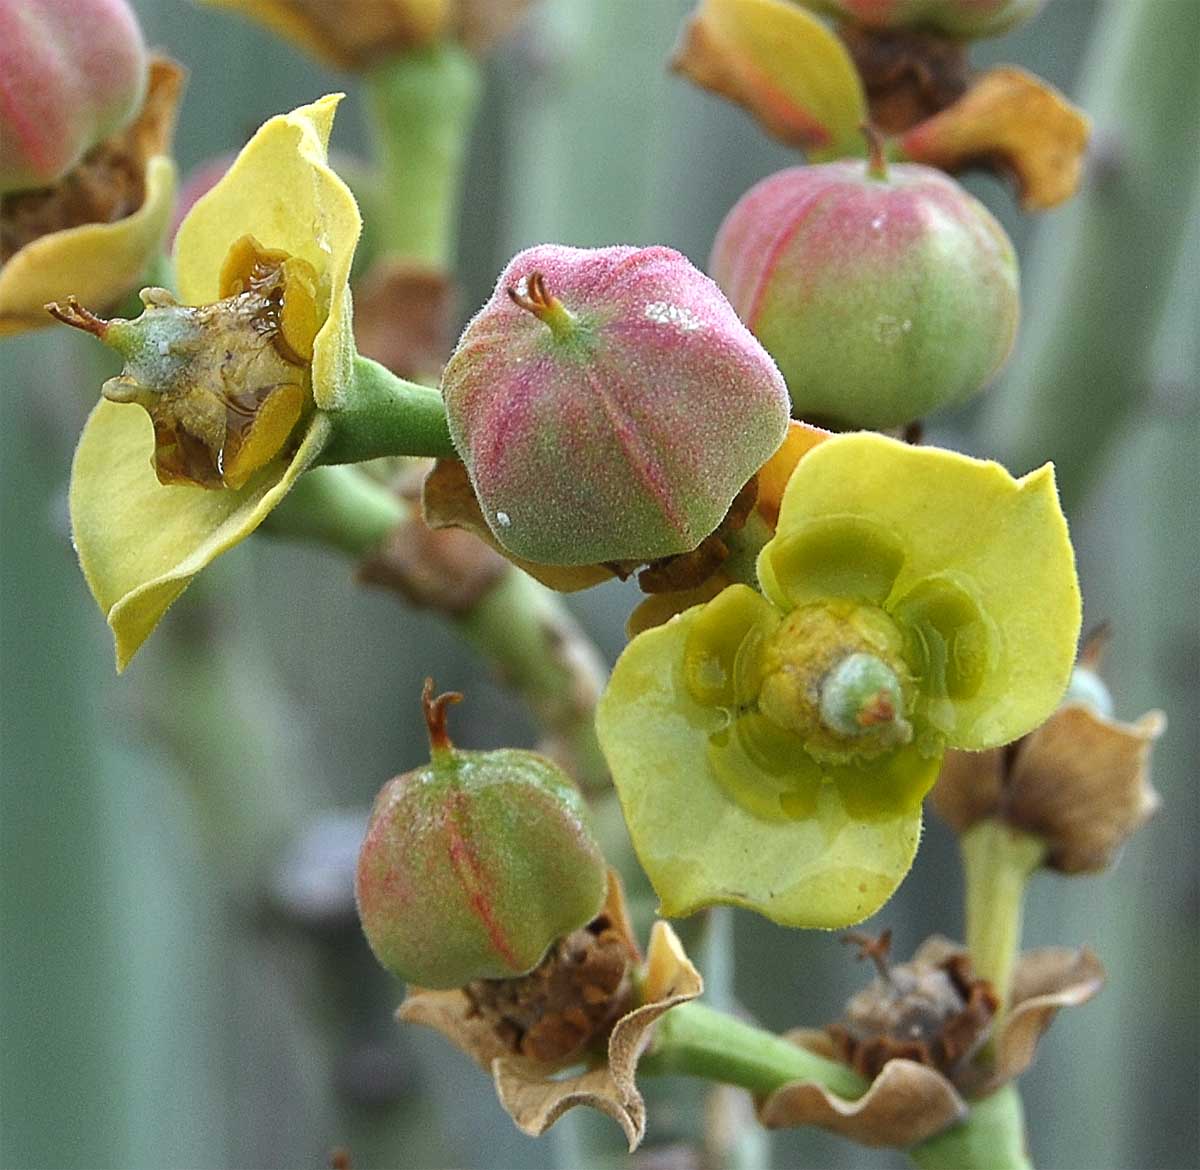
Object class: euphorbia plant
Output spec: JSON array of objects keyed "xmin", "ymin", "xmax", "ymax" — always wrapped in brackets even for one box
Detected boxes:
[{"xmin": 19, "ymin": 1, "xmax": 1169, "ymax": 1167}]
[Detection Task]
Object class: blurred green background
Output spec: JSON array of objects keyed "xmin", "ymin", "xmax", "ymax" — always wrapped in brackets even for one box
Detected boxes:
[{"xmin": 2, "ymin": 1, "xmax": 1197, "ymax": 1168}]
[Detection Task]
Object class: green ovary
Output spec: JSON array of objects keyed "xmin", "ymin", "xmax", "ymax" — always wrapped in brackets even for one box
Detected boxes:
[{"xmin": 683, "ymin": 587, "xmax": 938, "ymax": 824}]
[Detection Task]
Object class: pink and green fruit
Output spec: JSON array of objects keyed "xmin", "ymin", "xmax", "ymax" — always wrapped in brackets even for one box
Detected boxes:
[
  {"xmin": 441, "ymin": 243, "xmax": 790, "ymax": 566},
  {"xmin": 805, "ymin": 0, "xmax": 1046, "ymax": 39},
  {"xmin": 0, "ymin": 0, "xmax": 147, "ymax": 193},
  {"xmin": 355, "ymin": 693, "xmax": 607, "ymax": 989},
  {"xmin": 710, "ymin": 162, "xmax": 1019, "ymax": 430}
]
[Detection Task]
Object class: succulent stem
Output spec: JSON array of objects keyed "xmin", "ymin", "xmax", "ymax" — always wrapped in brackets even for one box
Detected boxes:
[
  {"xmin": 506, "ymin": 271, "xmax": 578, "ymax": 341},
  {"xmin": 421, "ymin": 678, "xmax": 463, "ymax": 759}
]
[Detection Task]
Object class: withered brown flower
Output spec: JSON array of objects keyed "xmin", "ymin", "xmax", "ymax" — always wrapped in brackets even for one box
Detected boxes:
[
  {"xmin": 933, "ymin": 665, "xmax": 1164, "ymax": 874},
  {"xmin": 398, "ymin": 871, "xmax": 703, "ymax": 1150},
  {"xmin": 757, "ymin": 936, "xmax": 1104, "ymax": 1148}
]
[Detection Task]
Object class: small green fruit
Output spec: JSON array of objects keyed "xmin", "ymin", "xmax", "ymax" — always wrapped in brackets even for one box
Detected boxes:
[
  {"xmin": 355, "ymin": 683, "xmax": 607, "ymax": 989},
  {"xmin": 710, "ymin": 158, "xmax": 1019, "ymax": 430}
]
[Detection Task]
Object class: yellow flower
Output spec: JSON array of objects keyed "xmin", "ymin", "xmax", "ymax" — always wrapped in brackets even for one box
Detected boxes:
[
  {"xmin": 597, "ymin": 433, "xmax": 1080, "ymax": 929},
  {"xmin": 68, "ymin": 94, "xmax": 361, "ymax": 670}
]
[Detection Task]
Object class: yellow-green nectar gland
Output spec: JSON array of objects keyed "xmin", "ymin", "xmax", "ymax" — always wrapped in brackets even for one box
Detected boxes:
[
  {"xmin": 47, "ymin": 251, "xmax": 315, "ymax": 491},
  {"xmin": 756, "ymin": 603, "xmax": 914, "ymax": 760},
  {"xmin": 506, "ymin": 271, "xmax": 578, "ymax": 341}
]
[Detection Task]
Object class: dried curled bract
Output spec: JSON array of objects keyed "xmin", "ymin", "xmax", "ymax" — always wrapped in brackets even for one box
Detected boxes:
[
  {"xmin": 398, "ymin": 872, "xmax": 703, "ymax": 1150},
  {"xmin": 758, "ymin": 936, "xmax": 1104, "ymax": 1148},
  {"xmin": 828, "ymin": 930, "xmax": 998, "ymax": 1087},
  {"xmin": 933, "ymin": 630, "xmax": 1164, "ymax": 873}
]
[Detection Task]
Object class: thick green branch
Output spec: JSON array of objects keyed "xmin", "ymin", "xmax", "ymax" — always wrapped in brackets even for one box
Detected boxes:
[
  {"xmin": 364, "ymin": 42, "xmax": 482, "ymax": 268},
  {"xmin": 984, "ymin": 0, "xmax": 1200, "ymax": 508},
  {"xmin": 264, "ymin": 461, "xmax": 610, "ymax": 791}
]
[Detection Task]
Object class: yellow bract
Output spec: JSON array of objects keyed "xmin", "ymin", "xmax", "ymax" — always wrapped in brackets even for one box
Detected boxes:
[
  {"xmin": 672, "ymin": 0, "xmax": 867, "ymax": 158},
  {"xmin": 174, "ymin": 94, "xmax": 360, "ymax": 410},
  {"xmin": 70, "ymin": 95, "xmax": 360, "ymax": 670},
  {"xmin": 761, "ymin": 433, "xmax": 1081, "ymax": 749}
]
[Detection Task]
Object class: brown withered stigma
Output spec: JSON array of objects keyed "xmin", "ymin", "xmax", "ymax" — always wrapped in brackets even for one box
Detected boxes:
[
  {"xmin": 828, "ymin": 930, "xmax": 998, "ymax": 1088},
  {"xmin": 48, "ymin": 235, "xmax": 319, "ymax": 491},
  {"xmin": 464, "ymin": 907, "xmax": 637, "ymax": 1065},
  {"xmin": 421, "ymin": 677, "xmax": 463, "ymax": 755}
]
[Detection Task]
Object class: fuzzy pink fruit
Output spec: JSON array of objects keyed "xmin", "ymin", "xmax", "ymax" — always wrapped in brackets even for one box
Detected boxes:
[
  {"xmin": 0, "ymin": 0, "xmax": 147, "ymax": 193},
  {"xmin": 710, "ymin": 160, "xmax": 1018, "ymax": 429},
  {"xmin": 441, "ymin": 244, "xmax": 790, "ymax": 566}
]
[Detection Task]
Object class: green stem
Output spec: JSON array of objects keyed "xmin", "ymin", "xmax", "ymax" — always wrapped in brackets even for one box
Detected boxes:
[
  {"xmin": 961, "ymin": 820, "xmax": 1046, "ymax": 1018},
  {"xmin": 640, "ymin": 1001, "xmax": 867, "ymax": 1099},
  {"xmin": 262, "ymin": 463, "xmax": 407, "ymax": 557},
  {"xmin": 909, "ymin": 1086, "xmax": 1033, "ymax": 1170},
  {"xmin": 984, "ymin": 0, "xmax": 1200, "ymax": 509},
  {"xmin": 456, "ymin": 568, "xmax": 610, "ymax": 792},
  {"xmin": 364, "ymin": 42, "xmax": 482, "ymax": 268},
  {"xmin": 318, "ymin": 354, "xmax": 456, "ymax": 465}
]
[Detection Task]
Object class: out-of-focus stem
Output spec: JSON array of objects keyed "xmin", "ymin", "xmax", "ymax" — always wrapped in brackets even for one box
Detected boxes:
[
  {"xmin": 363, "ymin": 42, "xmax": 482, "ymax": 268},
  {"xmin": 264, "ymin": 463, "xmax": 611, "ymax": 791},
  {"xmin": 984, "ymin": 0, "xmax": 1200, "ymax": 508},
  {"xmin": 909, "ymin": 1085, "xmax": 1033, "ymax": 1170}
]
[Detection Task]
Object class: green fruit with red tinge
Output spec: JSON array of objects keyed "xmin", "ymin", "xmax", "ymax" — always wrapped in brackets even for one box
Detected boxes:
[
  {"xmin": 710, "ymin": 160, "xmax": 1019, "ymax": 430},
  {"xmin": 355, "ymin": 687, "xmax": 607, "ymax": 989}
]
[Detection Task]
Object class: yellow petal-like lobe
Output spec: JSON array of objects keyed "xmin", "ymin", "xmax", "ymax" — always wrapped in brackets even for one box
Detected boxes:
[
  {"xmin": 0, "ymin": 155, "xmax": 176, "ymax": 337},
  {"xmin": 71, "ymin": 399, "xmax": 330, "ymax": 670},
  {"xmin": 672, "ymin": 0, "xmax": 867, "ymax": 158},
  {"xmin": 596, "ymin": 610, "xmax": 925, "ymax": 928},
  {"xmin": 900, "ymin": 67, "xmax": 1091, "ymax": 211},
  {"xmin": 173, "ymin": 94, "xmax": 361, "ymax": 410},
  {"xmin": 760, "ymin": 433, "xmax": 1080, "ymax": 750}
]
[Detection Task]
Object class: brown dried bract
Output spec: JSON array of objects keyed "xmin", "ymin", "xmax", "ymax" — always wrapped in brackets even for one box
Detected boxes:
[
  {"xmin": 758, "ymin": 936, "xmax": 1104, "ymax": 1148},
  {"xmin": 900, "ymin": 66, "xmax": 1091, "ymax": 210},
  {"xmin": 1, "ymin": 57, "xmax": 184, "ymax": 263},
  {"xmin": 353, "ymin": 261, "xmax": 456, "ymax": 384},
  {"xmin": 398, "ymin": 871, "xmax": 703, "ymax": 1151},
  {"xmin": 933, "ymin": 704, "xmax": 1164, "ymax": 874},
  {"xmin": 638, "ymin": 476, "xmax": 757, "ymax": 595},
  {"xmin": 358, "ymin": 505, "xmax": 510, "ymax": 614},
  {"xmin": 455, "ymin": 0, "xmax": 533, "ymax": 55},
  {"xmin": 464, "ymin": 907, "xmax": 637, "ymax": 1064},
  {"xmin": 249, "ymin": 0, "xmax": 450, "ymax": 70},
  {"xmin": 837, "ymin": 23, "xmax": 969, "ymax": 136}
]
